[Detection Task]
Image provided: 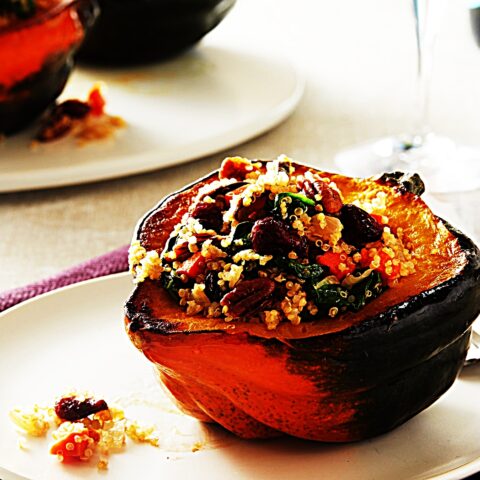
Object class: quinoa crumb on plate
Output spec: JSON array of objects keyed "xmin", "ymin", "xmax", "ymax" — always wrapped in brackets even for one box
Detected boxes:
[{"xmin": 8, "ymin": 391, "xmax": 179, "ymax": 470}]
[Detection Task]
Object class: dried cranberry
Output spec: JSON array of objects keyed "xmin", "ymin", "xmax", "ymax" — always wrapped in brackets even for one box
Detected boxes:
[
  {"xmin": 302, "ymin": 179, "xmax": 343, "ymax": 214},
  {"xmin": 191, "ymin": 198, "xmax": 225, "ymax": 232},
  {"xmin": 236, "ymin": 194, "xmax": 268, "ymax": 222},
  {"xmin": 205, "ymin": 271, "xmax": 223, "ymax": 301},
  {"xmin": 340, "ymin": 204, "xmax": 383, "ymax": 247},
  {"xmin": 220, "ymin": 278, "xmax": 275, "ymax": 318},
  {"xmin": 251, "ymin": 217, "xmax": 307, "ymax": 257},
  {"xmin": 55, "ymin": 396, "xmax": 108, "ymax": 422}
]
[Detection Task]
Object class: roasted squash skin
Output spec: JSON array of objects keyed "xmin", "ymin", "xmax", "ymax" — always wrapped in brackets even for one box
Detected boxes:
[
  {"xmin": 78, "ymin": 0, "xmax": 236, "ymax": 65},
  {"xmin": 125, "ymin": 162, "xmax": 480, "ymax": 442}
]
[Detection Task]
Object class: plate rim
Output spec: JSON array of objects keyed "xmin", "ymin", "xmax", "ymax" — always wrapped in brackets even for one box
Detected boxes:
[
  {"xmin": 0, "ymin": 272, "xmax": 479, "ymax": 480},
  {"xmin": 0, "ymin": 271, "xmax": 131, "ymax": 320},
  {"xmin": 0, "ymin": 53, "xmax": 305, "ymax": 194}
]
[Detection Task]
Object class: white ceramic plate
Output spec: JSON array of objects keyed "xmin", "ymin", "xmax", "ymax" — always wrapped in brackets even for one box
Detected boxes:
[
  {"xmin": 0, "ymin": 273, "xmax": 479, "ymax": 480},
  {"xmin": 0, "ymin": 44, "xmax": 303, "ymax": 193}
]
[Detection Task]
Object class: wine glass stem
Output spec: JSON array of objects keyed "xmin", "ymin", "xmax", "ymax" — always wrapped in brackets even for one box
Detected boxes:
[
  {"xmin": 412, "ymin": 0, "xmax": 447, "ymax": 145},
  {"xmin": 413, "ymin": 0, "xmax": 432, "ymax": 144}
]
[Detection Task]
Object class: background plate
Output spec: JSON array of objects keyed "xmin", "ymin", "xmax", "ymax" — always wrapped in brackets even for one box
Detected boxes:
[
  {"xmin": 0, "ymin": 44, "xmax": 303, "ymax": 193},
  {"xmin": 0, "ymin": 273, "xmax": 479, "ymax": 480}
]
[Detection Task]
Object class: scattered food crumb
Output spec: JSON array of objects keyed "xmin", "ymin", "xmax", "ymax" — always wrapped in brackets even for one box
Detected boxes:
[
  {"xmin": 8, "ymin": 391, "xmax": 182, "ymax": 471},
  {"xmin": 125, "ymin": 420, "xmax": 160, "ymax": 447},
  {"xmin": 9, "ymin": 405, "xmax": 52, "ymax": 437},
  {"xmin": 17, "ymin": 438, "xmax": 28, "ymax": 450},
  {"xmin": 34, "ymin": 83, "xmax": 126, "ymax": 145},
  {"xmin": 191, "ymin": 441, "xmax": 204, "ymax": 452}
]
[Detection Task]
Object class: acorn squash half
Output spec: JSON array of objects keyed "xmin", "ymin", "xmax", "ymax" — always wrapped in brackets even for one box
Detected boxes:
[{"xmin": 124, "ymin": 161, "xmax": 480, "ymax": 442}]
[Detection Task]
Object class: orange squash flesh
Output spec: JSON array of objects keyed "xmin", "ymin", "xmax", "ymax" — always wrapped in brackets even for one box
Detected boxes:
[
  {"xmin": 0, "ymin": 8, "xmax": 84, "ymax": 91},
  {"xmin": 125, "ymin": 162, "xmax": 480, "ymax": 441}
]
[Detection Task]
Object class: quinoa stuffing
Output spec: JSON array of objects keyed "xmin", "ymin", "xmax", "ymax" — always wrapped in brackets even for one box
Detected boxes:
[
  {"xmin": 129, "ymin": 156, "xmax": 416, "ymax": 330},
  {"xmin": 9, "ymin": 392, "xmax": 164, "ymax": 470}
]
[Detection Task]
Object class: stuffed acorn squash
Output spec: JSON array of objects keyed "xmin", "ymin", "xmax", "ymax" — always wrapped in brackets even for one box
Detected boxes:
[{"xmin": 125, "ymin": 156, "xmax": 480, "ymax": 442}]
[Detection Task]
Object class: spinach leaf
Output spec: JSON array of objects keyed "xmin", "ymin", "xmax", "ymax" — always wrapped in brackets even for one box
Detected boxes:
[
  {"xmin": 275, "ymin": 257, "xmax": 325, "ymax": 283},
  {"xmin": 349, "ymin": 270, "xmax": 384, "ymax": 310},
  {"xmin": 309, "ymin": 284, "xmax": 350, "ymax": 311},
  {"xmin": 227, "ymin": 221, "xmax": 253, "ymax": 254},
  {"xmin": 232, "ymin": 221, "xmax": 253, "ymax": 241},
  {"xmin": 164, "ymin": 233, "xmax": 179, "ymax": 253},
  {"xmin": 160, "ymin": 270, "xmax": 183, "ymax": 300},
  {"xmin": 272, "ymin": 192, "xmax": 315, "ymax": 218},
  {"xmin": 309, "ymin": 270, "xmax": 384, "ymax": 314}
]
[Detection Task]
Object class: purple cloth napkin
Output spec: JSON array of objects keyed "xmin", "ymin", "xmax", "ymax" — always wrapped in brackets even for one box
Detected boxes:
[{"xmin": 0, "ymin": 245, "xmax": 129, "ymax": 313}]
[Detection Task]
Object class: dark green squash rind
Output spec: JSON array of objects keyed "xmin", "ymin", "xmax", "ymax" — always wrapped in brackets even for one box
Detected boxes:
[
  {"xmin": 78, "ymin": 0, "xmax": 236, "ymax": 64},
  {"xmin": 281, "ymin": 224, "xmax": 479, "ymax": 438},
  {"xmin": 376, "ymin": 171, "xmax": 426, "ymax": 196}
]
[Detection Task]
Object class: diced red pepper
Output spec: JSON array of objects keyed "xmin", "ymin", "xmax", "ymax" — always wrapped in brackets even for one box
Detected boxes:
[
  {"xmin": 177, "ymin": 252, "xmax": 206, "ymax": 278},
  {"xmin": 316, "ymin": 252, "xmax": 356, "ymax": 280},
  {"xmin": 219, "ymin": 157, "xmax": 254, "ymax": 180},
  {"xmin": 50, "ymin": 427, "xmax": 100, "ymax": 461},
  {"xmin": 87, "ymin": 86, "xmax": 106, "ymax": 116},
  {"xmin": 360, "ymin": 248, "xmax": 400, "ymax": 282}
]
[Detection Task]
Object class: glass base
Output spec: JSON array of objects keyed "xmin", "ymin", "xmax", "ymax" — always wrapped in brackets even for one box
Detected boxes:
[{"xmin": 334, "ymin": 134, "xmax": 480, "ymax": 193}]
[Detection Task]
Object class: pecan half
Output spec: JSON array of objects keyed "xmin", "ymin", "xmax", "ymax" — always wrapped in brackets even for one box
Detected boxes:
[
  {"xmin": 220, "ymin": 278, "xmax": 275, "ymax": 318},
  {"xmin": 302, "ymin": 179, "xmax": 343, "ymax": 214}
]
